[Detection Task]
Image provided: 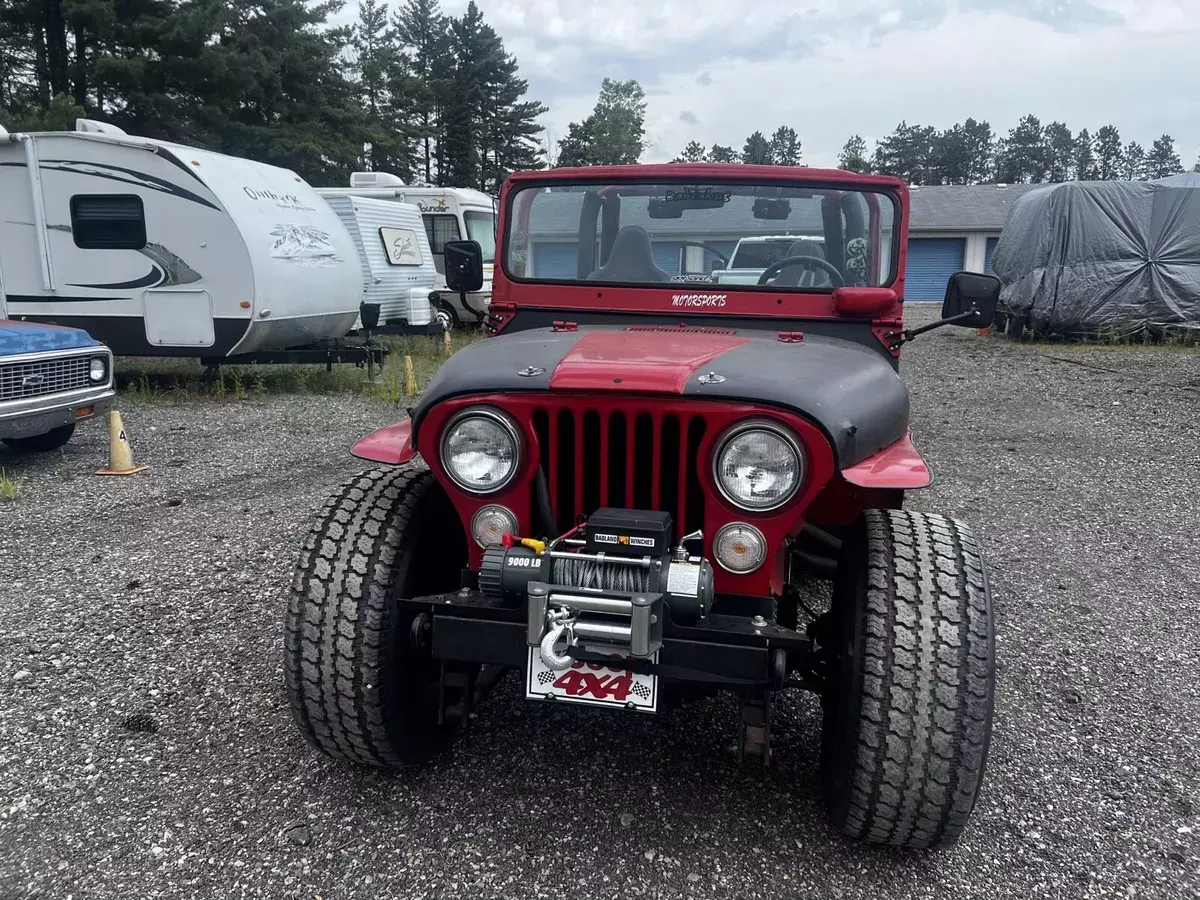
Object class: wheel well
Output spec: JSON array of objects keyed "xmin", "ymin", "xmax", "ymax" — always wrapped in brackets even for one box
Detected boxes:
[{"xmin": 403, "ymin": 475, "xmax": 470, "ymax": 597}]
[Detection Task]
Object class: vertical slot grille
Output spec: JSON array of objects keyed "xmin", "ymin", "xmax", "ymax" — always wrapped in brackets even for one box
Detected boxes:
[{"xmin": 533, "ymin": 404, "xmax": 707, "ymax": 538}]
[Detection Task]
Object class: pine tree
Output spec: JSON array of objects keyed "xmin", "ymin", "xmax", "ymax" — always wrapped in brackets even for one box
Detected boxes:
[
  {"xmin": 1074, "ymin": 129, "xmax": 1097, "ymax": 181},
  {"xmin": 872, "ymin": 122, "xmax": 936, "ymax": 184},
  {"xmin": 393, "ymin": 0, "xmax": 450, "ymax": 183},
  {"xmin": 931, "ymin": 123, "xmax": 971, "ymax": 184},
  {"xmin": 1145, "ymin": 134, "xmax": 1183, "ymax": 178},
  {"xmin": 1122, "ymin": 141, "xmax": 1146, "ymax": 180},
  {"xmin": 838, "ymin": 135, "xmax": 870, "ymax": 173},
  {"xmin": 961, "ymin": 119, "xmax": 995, "ymax": 183},
  {"xmin": 707, "ymin": 144, "xmax": 739, "ymax": 163},
  {"xmin": 768, "ymin": 126, "xmax": 801, "ymax": 166},
  {"xmin": 742, "ymin": 131, "xmax": 771, "ymax": 165},
  {"xmin": 1043, "ymin": 121, "xmax": 1075, "ymax": 182},
  {"xmin": 674, "ymin": 140, "xmax": 706, "ymax": 162},
  {"xmin": 556, "ymin": 78, "xmax": 646, "ymax": 166},
  {"xmin": 997, "ymin": 114, "xmax": 1048, "ymax": 183},
  {"xmin": 1095, "ymin": 125, "xmax": 1123, "ymax": 180}
]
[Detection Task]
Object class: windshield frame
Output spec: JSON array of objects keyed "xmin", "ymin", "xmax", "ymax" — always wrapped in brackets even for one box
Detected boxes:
[{"xmin": 500, "ymin": 175, "xmax": 902, "ymax": 295}]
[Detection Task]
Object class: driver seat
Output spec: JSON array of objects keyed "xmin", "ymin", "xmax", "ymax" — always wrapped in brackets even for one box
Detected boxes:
[
  {"xmin": 587, "ymin": 225, "xmax": 670, "ymax": 283},
  {"xmin": 773, "ymin": 239, "xmax": 833, "ymax": 288}
]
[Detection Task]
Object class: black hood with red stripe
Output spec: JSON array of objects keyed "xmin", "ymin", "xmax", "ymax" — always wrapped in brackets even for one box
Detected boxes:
[{"xmin": 411, "ymin": 325, "xmax": 909, "ymax": 468}]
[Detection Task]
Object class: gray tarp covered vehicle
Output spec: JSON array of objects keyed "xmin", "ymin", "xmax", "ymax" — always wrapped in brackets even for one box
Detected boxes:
[{"xmin": 992, "ymin": 176, "xmax": 1200, "ymax": 336}]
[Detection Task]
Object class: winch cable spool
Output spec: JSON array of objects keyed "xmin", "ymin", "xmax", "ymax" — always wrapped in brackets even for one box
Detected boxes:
[{"xmin": 550, "ymin": 555, "xmax": 651, "ymax": 594}]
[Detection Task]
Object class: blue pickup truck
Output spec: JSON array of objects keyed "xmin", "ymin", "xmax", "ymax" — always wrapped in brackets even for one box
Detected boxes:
[{"xmin": 1, "ymin": 320, "xmax": 115, "ymax": 453}]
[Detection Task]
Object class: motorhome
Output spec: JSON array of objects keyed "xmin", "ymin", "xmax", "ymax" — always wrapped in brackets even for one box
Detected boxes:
[
  {"xmin": 0, "ymin": 120, "xmax": 430, "ymax": 360},
  {"xmin": 317, "ymin": 173, "xmax": 495, "ymax": 329}
]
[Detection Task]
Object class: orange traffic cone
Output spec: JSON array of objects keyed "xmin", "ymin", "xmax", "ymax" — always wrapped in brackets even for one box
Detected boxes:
[{"xmin": 96, "ymin": 411, "xmax": 149, "ymax": 476}]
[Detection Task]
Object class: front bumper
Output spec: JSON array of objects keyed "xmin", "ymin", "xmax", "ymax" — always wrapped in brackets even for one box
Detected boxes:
[
  {"xmin": 401, "ymin": 588, "xmax": 817, "ymax": 692},
  {"xmin": 0, "ymin": 386, "xmax": 115, "ymax": 440}
]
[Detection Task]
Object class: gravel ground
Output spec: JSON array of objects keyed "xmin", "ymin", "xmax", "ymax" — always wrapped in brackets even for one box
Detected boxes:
[{"xmin": 2, "ymin": 313, "xmax": 1199, "ymax": 900}]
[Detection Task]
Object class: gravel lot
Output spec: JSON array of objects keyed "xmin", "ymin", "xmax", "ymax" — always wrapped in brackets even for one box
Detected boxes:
[{"xmin": 2, "ymin": 314, "xmax": 1199, "ymax": 900}]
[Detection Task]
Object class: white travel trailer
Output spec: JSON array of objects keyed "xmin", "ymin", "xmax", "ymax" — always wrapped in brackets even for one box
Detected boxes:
[
  {"xmin": 317, "ymin": 173, "xmax": 496, "ymax": 329},
  {"xmin": 323, "ymin": 195, "xmax": 436, "ymax": 331},
  {"xmin": 0, "ymin": 119, "xmax": 368, "ymax": 358}
]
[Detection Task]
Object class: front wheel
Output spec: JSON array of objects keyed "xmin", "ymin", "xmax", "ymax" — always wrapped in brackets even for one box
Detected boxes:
[
  {"xmin": 820, "ymin": 509, "xmax": 995, "ymax": 848},
  {"xmin": 283, "ymin": 463, "xmax": 469, "ymax": 768},
  {"xmin": 2, "ymin": 423, "xmax": 75, "ymax": 453}
]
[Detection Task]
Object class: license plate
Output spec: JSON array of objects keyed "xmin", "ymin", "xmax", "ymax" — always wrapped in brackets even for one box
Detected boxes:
[{"xmin": 526, "ymin": 646, "xmax": 658, "ymax": 713}]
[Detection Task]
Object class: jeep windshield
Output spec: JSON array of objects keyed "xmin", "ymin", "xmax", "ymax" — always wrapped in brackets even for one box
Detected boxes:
[{"xmin": 504, "ymin": 179, "xmax": 897, "ymax": 291}]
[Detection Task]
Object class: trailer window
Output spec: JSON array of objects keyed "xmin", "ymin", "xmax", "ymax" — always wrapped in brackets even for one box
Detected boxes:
[
  {"xmin": 70, "ymin": 195, "xmax": 147, "ymax": 250},
  {"xmin": 423, "ymin": 214, "xmax": 461, "ymax": 253}
]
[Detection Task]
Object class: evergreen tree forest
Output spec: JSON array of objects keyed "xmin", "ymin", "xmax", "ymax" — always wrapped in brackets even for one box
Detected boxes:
[
  {"xmin": 671, "ymin": 116, "xmax": 1192, "ymax": 185},
  {"xmin": 0, "ymin": 0, "xmax": 547, "ymax": 191}
]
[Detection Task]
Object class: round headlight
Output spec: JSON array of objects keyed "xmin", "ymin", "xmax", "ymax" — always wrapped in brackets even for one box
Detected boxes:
[
  {"xmin": 714, "ymin": 421, "xmax": 802, "ymax": 511},
  {"xmin": 713, "ymin": 523, "xmax": 767, "ymax": 574},
  {"xmin": 441, "ymin": 409, "xmax": 520, "ymax": 493},
  {"xmin": 471, "ymin": 505, "xmax": 518, "ymax": 548},
  {"xmin": 89, "ymin": 357, "xmax": 108, "ymax": 382}
]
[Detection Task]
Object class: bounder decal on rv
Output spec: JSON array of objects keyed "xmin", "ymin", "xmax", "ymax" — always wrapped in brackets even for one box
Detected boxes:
[{"xmin": 270, "ymin": 225, "xmax": 342, "ymax": 267}]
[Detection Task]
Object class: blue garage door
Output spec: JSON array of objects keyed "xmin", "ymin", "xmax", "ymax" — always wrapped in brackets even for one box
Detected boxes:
[
  {"xmin": 652, "ymin": 242, "xmax": 683, "ymax": 276},
  {"xmin": 905, "ymin": 238, "xmax": 965, "ymax": 300},
  {"xmin": 984, "ymin": 237, "xmax": 999, "ymax": 275},
  {"xmin": 531, "ymin": 242, "xmax": 578, "ymax": 279}
]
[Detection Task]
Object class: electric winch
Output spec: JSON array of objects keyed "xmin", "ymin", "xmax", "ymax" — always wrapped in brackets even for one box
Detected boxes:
[{"xmin": 477, "ymin": 509, "xmax": 715, "ymax": 671}]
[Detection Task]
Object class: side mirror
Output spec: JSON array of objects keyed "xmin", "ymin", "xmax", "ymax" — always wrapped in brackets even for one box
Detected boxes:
[
  {"xmin": 444, "ymin": 240, "xmax": 484, "ymax": 294},
  {"xmin": 942, "ymin": 271, "xmax": 1000, "ymax": 327},
  {"xmin": 710, "ymin": 259, "xmax": 726, "ymax": 272}
]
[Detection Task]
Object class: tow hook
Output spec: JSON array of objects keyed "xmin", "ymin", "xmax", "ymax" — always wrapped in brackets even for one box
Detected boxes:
[{"xmin": 539, "ymin": 608, "xmax": 577, "ymax": 671}]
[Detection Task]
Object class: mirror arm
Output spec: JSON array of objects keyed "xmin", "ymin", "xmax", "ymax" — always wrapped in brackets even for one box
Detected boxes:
[{"xmin": 886, "ymin": 305, "xmax": 980, "ymax": 349}]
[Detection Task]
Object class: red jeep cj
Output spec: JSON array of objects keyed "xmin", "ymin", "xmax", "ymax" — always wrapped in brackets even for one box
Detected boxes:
[{"xmin": 285, "ymin": 164, "xmax": 1001, "ymax": 849}]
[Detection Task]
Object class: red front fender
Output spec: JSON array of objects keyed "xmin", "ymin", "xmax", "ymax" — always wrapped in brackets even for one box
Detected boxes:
[{"xmin": 351, "ymin": 419, "xmax": 416, "ymax": 465}]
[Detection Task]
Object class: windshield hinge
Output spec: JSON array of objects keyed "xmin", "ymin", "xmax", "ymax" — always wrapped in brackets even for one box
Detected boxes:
[
  {"xmin": 551, "ymin": 320, "xmax": 579, "ymax": 332},
  {"xmin": 777, "ymin": 331, "xmax": 805, "ymax": 343}
]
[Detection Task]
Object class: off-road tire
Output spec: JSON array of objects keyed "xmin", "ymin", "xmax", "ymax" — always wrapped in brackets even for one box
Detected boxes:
[
  {"xmin": 821, "ymin": 509, "xmax": 995, "ymax": 848},
  {"xmin": 2, "ymin": 423, "xmax": 75, "ymax": 453},
  {"xmin": 284, "ymin": 463, "xmax": 465, "ymax": 769}
]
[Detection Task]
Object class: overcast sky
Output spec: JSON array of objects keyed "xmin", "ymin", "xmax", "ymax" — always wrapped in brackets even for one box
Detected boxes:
[{"xmin": 426, "ymin": 0, "xmax": 1199, "ymax": 169}]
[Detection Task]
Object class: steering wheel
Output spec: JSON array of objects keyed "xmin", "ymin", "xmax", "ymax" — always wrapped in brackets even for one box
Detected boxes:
[{"xmin": 757, "ymin": 255, "xmax": 845, "ymax": 288}]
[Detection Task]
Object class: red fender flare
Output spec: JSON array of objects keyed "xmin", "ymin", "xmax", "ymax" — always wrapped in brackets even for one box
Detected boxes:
[
  {"xmin": 841, "ymin": 430, "xmax": 932, "ymax": 489},
  {"xmin": 351, "ymin": 419, "xmax": 416, "ymax": 465}
]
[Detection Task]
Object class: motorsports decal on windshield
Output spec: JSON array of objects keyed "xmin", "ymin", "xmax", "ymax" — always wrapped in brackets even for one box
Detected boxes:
[
  {"xmin": 672, "ymin": 293, "xmax": 728, "ymax": 308},
  {"xmin": 670, "ymin": 274, "xmax": 719, "ymax": 284}
]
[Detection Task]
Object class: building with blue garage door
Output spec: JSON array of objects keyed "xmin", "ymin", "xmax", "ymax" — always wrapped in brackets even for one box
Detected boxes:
[{"xmin": 904, "ymin": 183, "xmax": 1041, "ymax": 299}]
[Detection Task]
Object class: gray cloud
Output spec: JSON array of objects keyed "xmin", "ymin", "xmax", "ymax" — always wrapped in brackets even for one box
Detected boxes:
[{"xmin": 679, "ymin": 110, "xmax": 700, "ymax": 126}]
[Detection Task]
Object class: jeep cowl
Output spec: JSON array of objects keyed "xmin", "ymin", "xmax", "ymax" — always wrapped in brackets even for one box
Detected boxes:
[
  {"xmin": 284, "ymin": 164, "xmax": 1001, "ymax": 850},
  {"xmin": 0, "ymin": 319, "xmax": 115, "ymax": 453}
]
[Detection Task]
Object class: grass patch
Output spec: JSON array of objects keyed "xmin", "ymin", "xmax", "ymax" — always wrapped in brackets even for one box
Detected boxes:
[
  {"xmin": 0, "ymin": 467, "xmax": 20, "ymax": 502},
  {"xmin": 991, "ymin": 315, "xmax": 1200, "ymax": 349},
  {"xmin": 115, "ymin": 329, "xmax": 484, "ymax": 401}
]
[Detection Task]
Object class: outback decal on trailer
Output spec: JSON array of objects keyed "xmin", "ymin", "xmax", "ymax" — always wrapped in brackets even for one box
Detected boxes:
[
  {"xmin": 269, "ymin": 225, "xmax": 341, "ymax": 267},
  {"xmin": 672, "ymin": 293, "xmax": 728, "ymax": 307}
]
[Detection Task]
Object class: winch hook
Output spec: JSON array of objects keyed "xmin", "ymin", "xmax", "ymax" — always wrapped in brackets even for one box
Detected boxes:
[{"xmin": 539, "ymin": 608, "xmax": 576, "ymax": 671}]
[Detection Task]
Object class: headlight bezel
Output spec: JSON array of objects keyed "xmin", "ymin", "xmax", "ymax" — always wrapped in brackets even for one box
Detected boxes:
[
  {"xmin": 712, "ymin": 418, "xmax": 804, "ymax": 513},
  {"xmin": 88, "ymin": 355, "xmax": 109, "ymax": 383},
  {"xmin": 439, "ymin": 406, "xmax": 522, "ymax": 495}
]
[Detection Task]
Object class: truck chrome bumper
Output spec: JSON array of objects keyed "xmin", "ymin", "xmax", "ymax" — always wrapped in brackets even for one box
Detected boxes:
[{"xmin": 0, "ymin": 386, "xmax": 115, "ymax": 439}]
